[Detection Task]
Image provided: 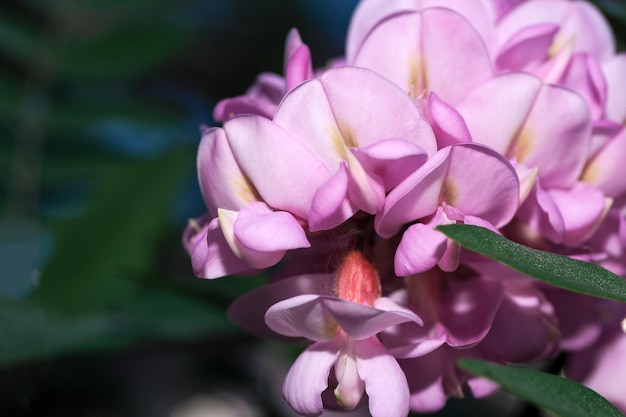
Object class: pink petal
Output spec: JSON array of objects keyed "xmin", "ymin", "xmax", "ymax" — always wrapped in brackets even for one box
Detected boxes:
[
  {"xmin": 445, "ymin": 143, "xmax": 520, "ymax": 227},
  {"xmin": 223, "ymin": 115, "xmax": 331, "ymax": 219},
  {"xmin": 213, "ymin": 73, "xmax": 284, "ymax": 122},
  {"xmin": 189, "ymin": 216, "xmax": 251, "ymax": 279},
  {"xmin": 322, "ymin": 297, "xmax": 423, "ymax": 340},
  {"xmin": 399, "ymin": 350, "xmax": 448, "ymax": 413},
  {"xmin": 234, "ymin": 202, "xmax": 310, "ymax": 252},
  {"xmin": 584, "ymin": 128, "xmax": 626, "ymax": 200},
  {"xmin": 228, "ymin": 273, "xmax": 334, "ymax": 338},
  {"xmin": 497, "ymin": 1, "xmax": 615, "ymax": 61},
  {"xmin": 355, "ymin": 337, "xmax": 410, "ymax": 417},
  {"xmin": 345, "ymin": 152, "xmax": 385, "ymax": 215},
  {"xmin": 516, "ymin": 180, "xmax": 565, "ymax": 244},
  {"xmin": 283, "ymin": 338, "xmax": 343, "ymax": 416},
  {"xmin": 284, "ymin": 29, "xmax": 313, "ymax": 91},
  {"xmin": 265, "ymin": 294, "xmax": 339, "ymax": 341},
  {"xmin": 547, "ymin": 182, "xmax": 611, "ymax": 246},
  {"xmin": 569, "ymin": 331, "xmax": 626, "ymax": 412},
  {"xmin": 197, "ymin": 127, "xmax": 257, "ymax": 215},
  {"xmin": 318, "ymin": 66, "xmax": 437, "ymax": 154},
  {"xmin": 353, "ymin": 8, "xmax": 494, "ymax": 105},
  {"xmin": 560, "ymin": 53, "xmax": 607, "ymax": 121},
  {"xmin": 347, "ymin": 0, "xmax": 497, "ymax": 62},
  {"xmin": 481, "ymin": 282, "xmax": 560, "ymax": 362},
  {"xmin": 510, "ymin": 83, "xmax": 592, "ymax": 189},
  {"xmin": 496, "ymin": 23, "xmax": 559, "ymax": 71},
  {"xmin": 351, "ymin": 139, "xmax": 428, "ymax": 191},
  {"xmin": 376, "ymin": 147, "xmax": 451, "ymax": 238},
  {"xmin": 395, "ymin": 221, "xmax": 448, "ymax": 276},
  {"xmin": 602, "ymin": 54, "xmax": 626, "ymax": 124},
  {"xmin": 218, "ymin": 207, "xmax": 289, "ymax": 270},
  {"xmin": 422, "ymin": 92, "xmax": 472, "ymax": 148},
  {"xmin": 333, "ymin": 340, "xmax": 364, "ymax": 410},
  {"xmin": 440, "ymin": 275, "xmax": 504, "ymax": 347},
  {"xmin": 456, "ymin": 72, "xmax": 542, "ymax": 155},
  {"xmin": 309, "ymin": 163, "xmax": 358, "ymax": 232}
]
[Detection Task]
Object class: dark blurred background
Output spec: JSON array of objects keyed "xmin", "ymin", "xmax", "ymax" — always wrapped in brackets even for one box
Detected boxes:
[{"xmin": 0, "ymin": 1, "xmax": 624, "ymax": 416}]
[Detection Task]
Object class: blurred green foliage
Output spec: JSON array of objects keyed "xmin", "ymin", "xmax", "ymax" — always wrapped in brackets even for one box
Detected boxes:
[{"xmin": 0, "ymin": 0, "xmax": 243, "ymax": 369}]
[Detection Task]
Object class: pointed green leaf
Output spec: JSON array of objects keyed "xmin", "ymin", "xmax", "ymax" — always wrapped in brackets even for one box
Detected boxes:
[
  {"xmin": 436, "ymin": 224, "xmax": 626, "ymax": 303},
  {"xmin": 458, "ymin": 359, "xmax": 625, "ymax": 417}
]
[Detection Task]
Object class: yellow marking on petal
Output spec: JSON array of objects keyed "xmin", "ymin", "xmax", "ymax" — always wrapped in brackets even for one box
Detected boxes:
[
  {"xmin": 323, "ymin": 319, "xmax": 340, "ymax": 339},
  {"xmin": 581, "ymin": 159, "xmax": 599, "ymax": 185},
  {"xmin": 519, "ymin": 166, "xmax": 538, "ymax": 204},
  {"xmin": 230, "ymin": 175, "xmax": 259, "ymax": 203},
  {"xmin": 331, "ymin": 128, "xmax": 349, "ymax": 159},
  {"xmin": 441, "ymin": 178, "xmax": 458, "ymax": 207},
  {"xmin": 331, "ymin": 124, "xmax": 359, "ymax": 159},
  {"xmin": 511, "ymin": 127, "xmax": 534, "ymax": 162},
  {"xmin": 548, "ymin": 34, "xmax": 576, "ymax": 58},
  {"xmin": 339, "ymin": 123, "xmax": 359, "ymax": 149},
  {"xmin": 408, "ymin": 56, "xmax": 427, "ymax": 99}
]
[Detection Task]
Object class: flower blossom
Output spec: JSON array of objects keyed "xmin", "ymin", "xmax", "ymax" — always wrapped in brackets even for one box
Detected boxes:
[{"xmin": 185, "ymin": 0, "xmax": 626, "ymax": 414}]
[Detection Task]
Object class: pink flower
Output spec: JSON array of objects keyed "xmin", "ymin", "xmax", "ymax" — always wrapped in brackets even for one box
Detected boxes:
[{"xmin": 231, "ymin": 251, "xmax": 423, "ymax": 416}]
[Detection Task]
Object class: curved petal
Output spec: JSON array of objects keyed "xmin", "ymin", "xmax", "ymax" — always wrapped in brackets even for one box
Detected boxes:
[
  {"xmin": 456, "ymin": 72, "xmax": 542, "ymax": 155},
  {"xmin": 440, "ymin": 275, "xmax": 504, "ymax": 347},
  {"xmin": 602, "ymin": 54, "xmax": 626, "ymax": 124},
  {"xmin": 347, "ymin": 0, "xmax": 497, "ymax": 63},
  {"xmin": 395, "ymin": 221, "xmax": 448, "ymax": 276},
  {"xmin": 333, "ymin": 339, "xmax": 364, "ymax": 410},
  {"xmin": 497, "ymin": 1, "xmax": 615, "ymax": 61},
  {"xmin": 224, "ymin": 115, "xmax": 331, "ymax": 219},
  {"xmin": 353, "ymin": 8, "xmax": 493, "ymax": 105},
  {"xmin": 510, "ymin": 83, "xmax": 592, "ymax": 188},
  {"xmin": 399, "ymin": 349, "xmax": 448, "ymax": 413},
  {"xmin": 283, "ymin": 338, "xmax": 343, "ymax": 416},
  {"xmin": 445, "ymin": 143, "xmax": 520, "ymax": 227},
  {"xmin": 422, "ymin": 92, "xmax": 472, "ymax": 148},
  {"xmin": 234, "ymin": 202, "xmax": 310, "ymax": 252},
  {"xmin": 265, "ymin": 295, "xmax": 340, "ymax": 341},
  {"xmin": 309, "ymin": 163, "xmax": 358, "ymax": 232},
  {"xmin": 481, "ymin": 282, "xmax": 560, "ymax": 362},
  {"xmin": 351, "ymin": 139, "xmax": 428, "ymax": 191},
  {"xmin": 322, "ymin": 297, "xmax": 423, "ymax": 340},
  {"xmin": 345, "ymin": 152, "xmax": 385, "ymax": 215},
  {"xmin": 516, "ymin": 180, "xmax": 565, "ymax": 244},
  {"xmin": 318, "ymin": 66, "xmax": 437, "ymax": 154},
  {"xmin": 584, "ymin": 127, "xmax": 626, "ymax": 201},
  {"xmin": 548, "ymin": 182, "xmax": 611, "ymax": 246},
  {"xmin": 228, "ymin": 273, "xmax": 334, "ymax": 338},
  {"xmin": 376, "ymin": 147, "xmax": 451, "ymax": 238},
  {"xmin": 284, "ymin": 29, "xmax": 313, "ymax": 91},
  {"xmin": 355, "ymin": 337, "xmax": 410, "ymax": 417},
  {"xmin": 496, "ymin": 23, "xmax": 559, "ymax": 71},
  {"xmin": 189, "ymin": 217, "xmax": 251, "ymax": 279},
  {"xmin": 197, "ymin": 127, "xmax": 258, "ymax": 215},
  {"xmin": 218, "ymin": 207, "xmax": 290, "ymax": 270},
  {"xmin": 560, "ymin": 52, "xmax": 607, "ymax": 121}
]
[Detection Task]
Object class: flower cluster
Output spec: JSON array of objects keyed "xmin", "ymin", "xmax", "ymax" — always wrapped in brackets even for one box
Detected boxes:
[{"xmin": 184, "ymin": 0, "xmax": 626, "ymax": 415}]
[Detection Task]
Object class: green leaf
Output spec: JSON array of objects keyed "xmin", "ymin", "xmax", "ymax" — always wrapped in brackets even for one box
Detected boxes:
[
  {"xmin": 33, "ymin": 150, "xmax": 191, "ymax": 314},
  {"xmin": 436, "ymin": 224, "xmax": 626, "ymax": 303},
  {"xmin": 458, "ymin": 359, "xmax": 625, "ymax": 417}
]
